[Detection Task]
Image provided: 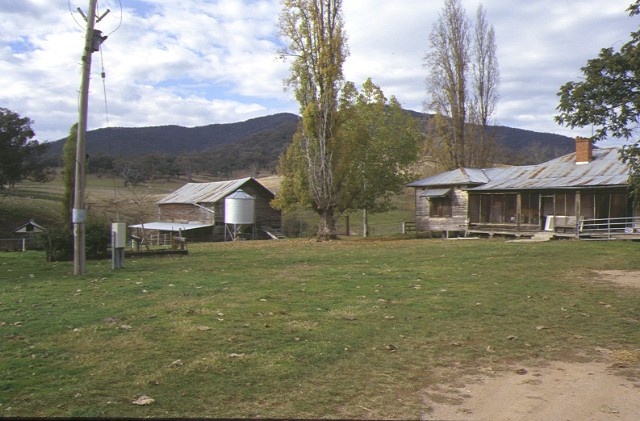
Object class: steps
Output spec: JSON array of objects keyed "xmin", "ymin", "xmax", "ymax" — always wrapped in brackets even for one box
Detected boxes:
[
  {"xmin": 508, "ymin": 231, "xmax": 554, "ymax": 243},
  {"xmin": 531, "ymin": 232, "xmax": 554, "ymax": 241},
  {"xmin": 261, "ymin": 227, "xmax": 286, "ymax": 240}
]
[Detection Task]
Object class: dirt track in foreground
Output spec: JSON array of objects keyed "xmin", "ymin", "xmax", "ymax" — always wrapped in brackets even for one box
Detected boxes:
[{"xmin": 424, "ymin": 270, "xmax": 640, "ymax": 420}]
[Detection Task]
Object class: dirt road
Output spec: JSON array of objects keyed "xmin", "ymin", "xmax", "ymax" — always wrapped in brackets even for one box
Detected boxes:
[{"xmin": 423, "ymin": 270, "xmax": 640, "ymax": 421}]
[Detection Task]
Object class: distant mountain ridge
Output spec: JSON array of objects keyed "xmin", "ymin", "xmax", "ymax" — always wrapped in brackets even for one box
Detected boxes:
[
  {"xmin": 45, "ymin": 111, "xmax": 575, "ymax": 165},
  {"xmin": 46, "ymin": 113, "xmax": 300, "ymax": 157}
]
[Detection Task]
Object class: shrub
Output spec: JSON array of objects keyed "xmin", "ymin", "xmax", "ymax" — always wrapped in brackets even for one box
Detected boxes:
[
  {"xmin": 37, "ymin": 224, "xmax": 72, "ymax": 262},
  {"xmin": 38, "ymin": 219, "xmax": 111, "ymax": 261},
  {"xmin": 85, "ymin": 219, "xmax": 110, "ymax": 259}
]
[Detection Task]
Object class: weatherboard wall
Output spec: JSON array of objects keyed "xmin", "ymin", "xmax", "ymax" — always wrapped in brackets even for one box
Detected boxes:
[{"xmin": 414, "ymin": 186, "xmax": 468, "ymax": 234}]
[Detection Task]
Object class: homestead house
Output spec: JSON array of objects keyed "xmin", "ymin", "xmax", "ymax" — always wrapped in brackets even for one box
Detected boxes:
[
  {"xmin": 130, "ymin": 177, "xmax": 282, "ymax": 243},
  {"xmin": 407, "ymin": 137, "xmax": 639, "ymax": 239}
]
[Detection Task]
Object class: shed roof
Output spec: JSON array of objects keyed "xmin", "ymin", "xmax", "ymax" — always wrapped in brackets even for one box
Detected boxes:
[
  {"xmin": 157, "ymin": 177, "xmax": 273, "ymax": 205},
  {"xmin": 129, "ymin": 222, "xmax": 213, "ymax": 232},
  {"xmin": 407, "ymin": 168, "xmax": 489, "ymax": 187},
  {"xmin": 420, "ymin": 188, "xmax": 451, "ymax": 198},
  {"xmin": 14, "ymin": 219, "xmax": 45, "ymax": 233},
  {"xmin": 408, "ymin": 148, "xmax": 629, "ymax": 191}
]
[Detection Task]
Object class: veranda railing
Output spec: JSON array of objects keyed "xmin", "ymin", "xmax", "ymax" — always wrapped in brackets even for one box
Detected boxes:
[{"xmin": 578, "ymin": 216, "xmax": 640, "ymax": 239}]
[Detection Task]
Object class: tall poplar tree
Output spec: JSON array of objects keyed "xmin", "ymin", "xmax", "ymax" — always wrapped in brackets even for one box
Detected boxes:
[
  {"xmin": 469, "ymin": 4, "xmax": 499, "ymax": 167},
  {"xmin": 277, "ymin": 1, "xmax": 422, "ymax": 240},
  {"xmin": 424, "ymin": 0, "xmax": 499, "ymax": 170},
  {"xmin": 277, "ymin": 0, "xmax": 347, "ymax": 240},
  {"xmin": 425, "ymin": 0, "xmax": 470, "ymax": 169}
]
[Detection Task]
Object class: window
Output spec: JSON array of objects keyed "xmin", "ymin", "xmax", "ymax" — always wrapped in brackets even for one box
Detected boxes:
[
  {"xmin": 469, "ymin": 193, "xmax": 517, "ymax": 224},
  {"xmin": 578, "ymin": 190, "xmax": 628, "ymax": 220},
  {"xmin": 429, "ymin": 196, "xmax": 452, "ymax": 217},
  {"xmin": 521, "ymin": 193, "xmax": 539, "ymax": 225},
  {"xmin": 555, "ymin": 192, "xmax": 576, "ymax": 216}
]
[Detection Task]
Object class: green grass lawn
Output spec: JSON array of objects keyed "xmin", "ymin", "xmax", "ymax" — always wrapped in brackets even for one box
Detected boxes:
[{"xmin": 1, "ymin": 238, "xmax": 640, "ymax": 418}]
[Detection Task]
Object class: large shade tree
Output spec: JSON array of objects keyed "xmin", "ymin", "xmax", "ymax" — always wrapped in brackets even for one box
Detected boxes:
[
  {"xmin": 337, "ymin": 79, "xmax": 422, "ymax": 236},
  {"xmin": 0, "ymin": 108, "xmax": 49, "ymax": 189},
  {"xmin": 555, "ymin": 1, "xmax": 640, "ymax": 200},
  {"xmin": 277, "ymin": 1, "xmax": 422, "ymax": 240}
]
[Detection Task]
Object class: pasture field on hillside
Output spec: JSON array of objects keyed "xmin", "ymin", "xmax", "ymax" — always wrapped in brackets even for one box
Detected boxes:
[
  {"xmin": 1, "ymin": 238, "xmax": 639, "ymax": 418},
  {"xmin": 1, "ymin": 174, "xmax": 415, "ymax": 239}
]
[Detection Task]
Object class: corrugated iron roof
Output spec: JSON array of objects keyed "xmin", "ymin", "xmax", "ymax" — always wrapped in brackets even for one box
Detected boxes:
[
  {"xmin": 407, "ymin": 168, "xmax": 489, "ymax": 187},
  {"xmin": 420, "ymin": 188, "xmax": 451, "ymax": 198},
  {"xmin": 129, "ymin": 222, "xmax": 213, "ymax": 231},
  {"xmin": 408, "ymin": 148, "xmax": 629, "ymax": 191},
  {"xmin": 471, "ymin": 148, "xmax": 628, "ymax": 191},
  {"xmin": 157, "ymin": 177, "xmax": 254, "ymax": 204}
]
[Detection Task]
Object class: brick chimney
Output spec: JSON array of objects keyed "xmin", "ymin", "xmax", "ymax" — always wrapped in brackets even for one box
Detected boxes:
[{"xmin": 575, "ymin": 136, "xmax": 592, "ymax": 164}]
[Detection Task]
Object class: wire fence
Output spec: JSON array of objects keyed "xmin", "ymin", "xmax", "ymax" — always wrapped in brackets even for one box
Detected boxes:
[{"xmin": 0, "ymin": 238, "xmax": 38, "ymax": 252}]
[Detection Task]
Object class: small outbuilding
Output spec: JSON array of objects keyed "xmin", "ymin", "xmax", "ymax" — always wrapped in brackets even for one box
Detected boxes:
[
  {"xmin": 14, "ymin": 219, "xmax": 45, "ymax": 236},
  {"xmin": 132, "ymin": 177, "xmax": 282, "ymax": 243}
]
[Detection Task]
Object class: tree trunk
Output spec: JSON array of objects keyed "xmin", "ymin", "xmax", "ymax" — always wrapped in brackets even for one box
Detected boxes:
[{"xmin": 316, "ymin": 208, "xmax": 338, "ymax": 241}]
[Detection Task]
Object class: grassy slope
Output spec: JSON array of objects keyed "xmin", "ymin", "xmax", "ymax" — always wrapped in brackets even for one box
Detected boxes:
[
  {"xmin": 1, "ymin": 239, "xmax": 639, "ymax": 418},
  {"xmin": 0, "ymin": 175, "xmax": 187, "ymax": 238},
  {"xmin": 1, "ymin": 173, "xmax": 417, "ymax": 238}
]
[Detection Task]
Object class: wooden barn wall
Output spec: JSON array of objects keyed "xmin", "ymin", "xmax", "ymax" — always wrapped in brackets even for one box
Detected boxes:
[
  {"xmin": 414, "ymin": 187, "xmax": 468, "ymax": 232},
  {"xmin": 158, "ymin": 182, "xmax": 282, "ymax": 230},
  {"xmin": 235, "ymin": 183, "xmax": 282, "ymax": 228}
]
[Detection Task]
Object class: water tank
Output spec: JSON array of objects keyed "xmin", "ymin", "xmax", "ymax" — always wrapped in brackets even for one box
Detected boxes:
[{"xmin": 224, "ymin": 189, "xmax": 255, "ymax": 225}]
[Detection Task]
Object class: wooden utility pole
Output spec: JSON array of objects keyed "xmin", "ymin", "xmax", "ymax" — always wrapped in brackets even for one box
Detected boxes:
[{"xmin": 73, "ymin": 0, "xmax": 103, "ymax": 275}]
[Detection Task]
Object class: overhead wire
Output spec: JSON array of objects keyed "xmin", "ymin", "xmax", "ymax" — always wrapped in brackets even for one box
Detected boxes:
[
  {"xmin": 99, "ymin": 46, "xmax": 110, "ymax": 128},
  {"xmin": 93, "ymin": 0, "xmax": 124, "ymax": 129},
  {"xmin": 106, "ymin": 0, "xmax": 124, "ymax": 36},
  {"xmin": 68, "ymin": 0, "xmax": 85, "ymax": 30},
  {"xmin": 69, "ymin": 0, "xmax": 124, "ymax": 146}
]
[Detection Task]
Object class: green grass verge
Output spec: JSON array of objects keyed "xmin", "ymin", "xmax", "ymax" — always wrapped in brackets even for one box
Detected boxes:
[{"xmin": 1, "ymin": 238, "xmax": 640, "ymax": 418}]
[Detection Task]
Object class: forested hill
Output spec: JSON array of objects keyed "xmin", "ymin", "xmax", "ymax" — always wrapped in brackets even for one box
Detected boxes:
[
  {"xmin": 45, "ymin": 111, "xmax": 576, "ymax": 169},
  {"xmin": 46, "ymin": 113, "xmax": 300, "ymax": 157}
]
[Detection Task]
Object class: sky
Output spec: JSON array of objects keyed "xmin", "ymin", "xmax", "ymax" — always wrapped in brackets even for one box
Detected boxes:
[{"xmin": 0, "ymin": 0, "xmax": 638, "ymax": 145}]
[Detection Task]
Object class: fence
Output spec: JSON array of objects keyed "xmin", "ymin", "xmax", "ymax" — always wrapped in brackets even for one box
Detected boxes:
[
  {"xmin": 0, "ymin": 238, "xmax": 37, "ymax": 252},
  {"xmin": 579, "ymin": 216, "xmax": 640, "ymax": 239}
]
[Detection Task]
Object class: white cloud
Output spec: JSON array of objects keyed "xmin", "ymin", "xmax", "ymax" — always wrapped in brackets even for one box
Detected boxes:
[{"xmin": 0, "ymin": 0, "xmax": 637, "ymax": 143}]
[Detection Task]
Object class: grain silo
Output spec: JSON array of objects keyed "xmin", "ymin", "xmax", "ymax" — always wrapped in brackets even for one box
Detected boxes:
[{"xmin": 224, "ymin": 189, "xmax": 255, "ymax": 240}]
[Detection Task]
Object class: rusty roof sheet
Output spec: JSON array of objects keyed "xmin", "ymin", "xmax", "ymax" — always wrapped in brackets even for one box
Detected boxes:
[
  {"xmin": 472, "ymin": 148, "xmax": 628, "ymax": 191},
  {"xmin": 157, "ymin": 177, "xmax": 254, "ymax": 204},
  {"xmin": 408, "ymin": 148, "xmax": 629, "ymax": 191}
]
